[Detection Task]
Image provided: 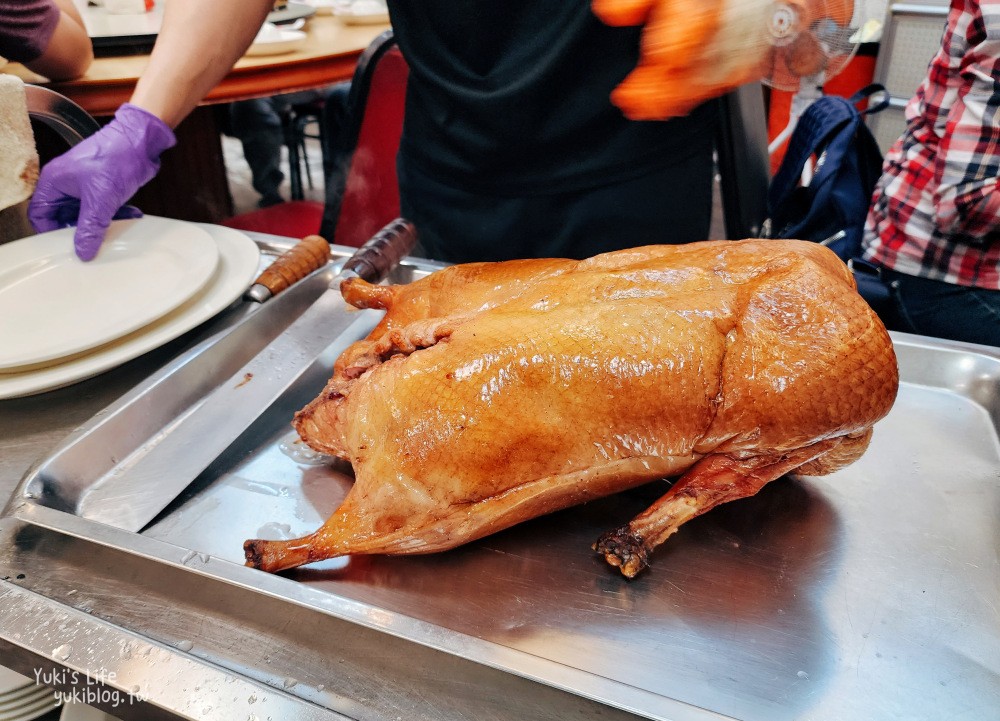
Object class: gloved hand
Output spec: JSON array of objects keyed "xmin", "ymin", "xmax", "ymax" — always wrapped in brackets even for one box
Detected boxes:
[
  {"xmin": 29, "ymin": 103, "xmax": 176, "ymax": 261},
  {"xmin": 592, "ymin": 0, "xmax": 776, "ymax": 120}
]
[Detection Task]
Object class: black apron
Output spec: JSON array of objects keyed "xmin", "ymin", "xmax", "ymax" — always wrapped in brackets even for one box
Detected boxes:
[{"xmin": 387, "ymin": 0, "xmax": 718, "ymax": 261}]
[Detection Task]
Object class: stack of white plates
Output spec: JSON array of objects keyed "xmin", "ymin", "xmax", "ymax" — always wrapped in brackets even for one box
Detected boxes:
[
  {"xmin": 0, "ymin": 666, "xmax": 61, "ymax": 721},
  {"xmin": 245, "ymin": 21, "xmax": 308, "ymax": 56},
  {"xmin": 60, "ymin": 700, "xmax": 118, "ymax": 720},
  {"xmin": 0, "ymin": 217, "xmax": 261, "ymax": 399}
]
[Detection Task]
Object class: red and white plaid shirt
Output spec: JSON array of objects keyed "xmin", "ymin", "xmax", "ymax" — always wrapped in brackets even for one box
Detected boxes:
[{"xmin": 863, "ymin": 0, "xmax": 1000, "ymax": 289}]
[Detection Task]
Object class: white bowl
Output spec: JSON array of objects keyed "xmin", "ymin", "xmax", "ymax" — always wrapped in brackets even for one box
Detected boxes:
[
  {"xmin": 332, "ymin": 0, "xmax": 388, "ymax": 24},
  {"xmin": 245, "ymin": 28, "xmax": 307, "ymax": 56},
  {"xmin": 300, "ymin": 0, "xmax": 339, "ymax": 14}
]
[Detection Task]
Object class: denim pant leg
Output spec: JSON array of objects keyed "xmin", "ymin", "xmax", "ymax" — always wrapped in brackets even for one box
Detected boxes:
[
  {"xmin": 229, "ymin": 97, "xmax": 285, "ymax": 206},
  {"xmin": 884, "ymin": 268, "xmax": 1000, "ymax": 348}
]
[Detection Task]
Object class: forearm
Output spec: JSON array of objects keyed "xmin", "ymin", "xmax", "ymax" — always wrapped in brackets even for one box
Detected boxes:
[{"xmin": 130, "ymin": 0, "xmax": 273, "ymax": 127}]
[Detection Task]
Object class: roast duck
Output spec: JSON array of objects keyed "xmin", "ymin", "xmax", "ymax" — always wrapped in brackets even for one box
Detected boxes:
[{"xmin": 244, "ymin": 239, "xmax": 898, "ymax": 578}]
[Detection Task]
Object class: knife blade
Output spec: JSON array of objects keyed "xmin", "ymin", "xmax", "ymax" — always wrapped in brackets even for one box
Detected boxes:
[{"xmin": 76, "ymin": 218, "xmax": 417, "ymax": 533}]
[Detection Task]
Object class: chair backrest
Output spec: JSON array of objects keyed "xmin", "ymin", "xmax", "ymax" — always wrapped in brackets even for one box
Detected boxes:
[
  {"xmin": 715, "ymin": 83, "xmax": 770, "ymax": 240},
  {"xmin": 24, "ymin": 84, "xmax": 100, "ymax": 149},
  {"xmin": 320, "ymin": 31, "xmax": 409, "ymax": 248},
  {"xmin": 25, "ymin": 84, "xmax": 100, "ymax": 174}
]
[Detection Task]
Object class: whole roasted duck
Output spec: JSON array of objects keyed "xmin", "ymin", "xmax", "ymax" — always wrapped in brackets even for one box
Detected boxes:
[{"xmin": 244, "ymin": 239, "xmax": 898, "ymax": 578}]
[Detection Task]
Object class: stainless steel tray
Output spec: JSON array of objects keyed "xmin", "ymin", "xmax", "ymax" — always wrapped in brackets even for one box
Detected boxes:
[{"xmin": 1, "ymin": 242, "xmax": 998, "ymax": 721}]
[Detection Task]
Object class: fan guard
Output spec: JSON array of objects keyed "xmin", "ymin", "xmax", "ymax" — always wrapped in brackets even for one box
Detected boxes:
[{"xmin": 760, "ymin": 0, "xmax": 867, "ymax": 91}]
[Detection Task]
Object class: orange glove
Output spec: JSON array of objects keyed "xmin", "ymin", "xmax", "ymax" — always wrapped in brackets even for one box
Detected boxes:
[{"xmin": 593, "ymin": 0, "xmax": 853, "ymax": 120}]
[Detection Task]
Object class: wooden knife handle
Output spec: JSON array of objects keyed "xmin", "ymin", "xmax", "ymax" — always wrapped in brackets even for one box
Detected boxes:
[
  {"xmin": 252, "ymin": 234, "xmax": 330, "ymax": 297},
  {"xmin": 341, "ymin": 218, "xmax": 418, "ymax": 284}
]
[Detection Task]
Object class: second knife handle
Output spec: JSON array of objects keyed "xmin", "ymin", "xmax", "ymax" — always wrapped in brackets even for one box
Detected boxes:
[
  {"xmin": 253, "ymin": 234, "xmax": 330, "ymax": 297},
  {"xmin": 341, "ymin": 218, "xmax": 419, "ymax": 285}
]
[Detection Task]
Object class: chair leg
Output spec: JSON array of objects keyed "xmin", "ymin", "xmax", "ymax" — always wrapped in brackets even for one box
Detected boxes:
[
  {"xmin": 295, "ymin": 115, "xmax": 319, "ymax": 192},
  {"xmin": 287, "ymin": 131, "xmax": 303, "ymax": 201},
  {"xmin": 281, "ymin": 108, "xmax": 304, "ymax": 201},
  {"xmin": 300, "ymin": 133, "xmax": 313, "ymax": 190},
  {"xmin": 716, "ymin": 85, "xmax": 770, "ymax": 239}
]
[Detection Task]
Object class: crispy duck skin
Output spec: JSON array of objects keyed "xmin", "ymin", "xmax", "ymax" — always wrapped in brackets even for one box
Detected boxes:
[{"xmin": 244, "ymin": 239, "xmax": 898, "ymax": 577}]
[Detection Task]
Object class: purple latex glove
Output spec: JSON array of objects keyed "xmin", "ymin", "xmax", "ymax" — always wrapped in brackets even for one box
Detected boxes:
[{"xmin": 28, "ymin": 103, "xmax": 177, "ymax": 261}]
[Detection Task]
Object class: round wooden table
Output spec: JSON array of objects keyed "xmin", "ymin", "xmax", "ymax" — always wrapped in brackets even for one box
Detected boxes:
[{"xmin": 5, "ymin": 14, "xmax": 389, "ymax": 222}]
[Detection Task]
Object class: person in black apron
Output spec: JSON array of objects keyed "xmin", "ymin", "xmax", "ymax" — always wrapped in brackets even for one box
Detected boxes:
[
  {"xmin": 389, "ymin": 1, "xmax": 717, "ymax": 263},
  {"xmin": 28, "ymin": 0, "xmax": 724, "ymax": 263}
]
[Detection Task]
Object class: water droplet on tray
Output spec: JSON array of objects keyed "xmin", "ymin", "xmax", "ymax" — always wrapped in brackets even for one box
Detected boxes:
[
  {"xmin": 279, "ymin": 434, "xmax": 334, "ymax": 466},
  {"xmin": 256, "ymin": 522, "xmax": 293, "ymax": 540}
]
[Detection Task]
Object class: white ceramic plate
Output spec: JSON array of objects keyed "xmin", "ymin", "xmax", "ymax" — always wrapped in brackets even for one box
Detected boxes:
[
  {"xmin": 0, "ymin": 223, "xmax": 261, "ymax": 399},
  {"xmin": 245, "ymin": 29, "xmax": 307, "ymax": 56},
  {"xmin": 59, "ymin": 700, "xmax": 117, "ymax": 721},
  {"xmin": 300, "ymin": 0, "xmax": 337, "ymax": 14},
  {"xmin": 0, "ymin": 668, "xmax": 29, "ymax": 697},
  {"xmin": 0, "ymin": 217, "xmax": 219, "ymax": 371},
  {"xmin": 0, "ymin": 686, "xmax": 60, "ymax": 721},
  {"xmin": 266, "ymin": 1, "xmax": 316, "ymax": 25},
  {"xmin": 0, "ymin": 684, "xmax": 45, "ymax": 708},
  {"xmin": 332, "ymin": 6, "xmax": 389, "ymax": 24},
  {"xmin": 0, "ymin": 687, "xmax": 54, "ymax": 712},
  {"xmin": 0, "ymin": 689, "xmax": 51, "ymax": 716}
]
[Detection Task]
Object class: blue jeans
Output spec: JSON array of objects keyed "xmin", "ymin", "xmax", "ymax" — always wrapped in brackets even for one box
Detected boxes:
[{"xmin": 882, "ymin": 267, "xmax": 1000, "ymax": 348}]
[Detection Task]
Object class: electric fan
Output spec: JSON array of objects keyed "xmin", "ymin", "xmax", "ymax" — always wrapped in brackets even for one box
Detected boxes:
[
  {"xmin": 593, "ymin": 0, "xmax": 881, "ymax": 124},
  {"xmin": 761, "ymin": 0, "xmax": 876, "ymax": 154}
]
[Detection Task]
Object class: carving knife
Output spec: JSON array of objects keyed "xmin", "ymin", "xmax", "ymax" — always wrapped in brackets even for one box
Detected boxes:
[
  {"xmin": 244, "ymin": 233, "xmax": 331, "ymax": 304},
  {"xmin": 76, "ymin": 218, "xmax": 418, "ymax": 533}
]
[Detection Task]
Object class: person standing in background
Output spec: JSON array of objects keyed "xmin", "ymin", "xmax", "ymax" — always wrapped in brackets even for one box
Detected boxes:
[
  {"xmin": 862, "ymin": 0, "xmax": 1000, "ymax": 347},
  {"xmin": 227, "ymin": 84, "xmax": 349, "ymax": 208},
  {"xmin": 0, "ymin": 0, "xmax": 93, "ymax": 80}
]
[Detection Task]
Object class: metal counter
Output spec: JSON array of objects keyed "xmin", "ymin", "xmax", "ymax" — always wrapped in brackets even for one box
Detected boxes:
[{"xmin": 1, "ymin": 234, "xmax": 998, "ymax": 721}]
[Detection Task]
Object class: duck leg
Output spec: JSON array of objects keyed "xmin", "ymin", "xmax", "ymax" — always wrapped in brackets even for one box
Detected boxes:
[{"xmin": 594, "ymin": 436, "xmax": 851, "ymax": 578}]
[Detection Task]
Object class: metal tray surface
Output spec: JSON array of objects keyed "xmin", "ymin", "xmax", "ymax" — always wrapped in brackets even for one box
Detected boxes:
[
  {"xmin": 140, "ymin": 335, "xmax": 1000, "ymax": 721},
  {"xmin": 2, "ymin": 244, "xmax": 998, "ymax": 721}
]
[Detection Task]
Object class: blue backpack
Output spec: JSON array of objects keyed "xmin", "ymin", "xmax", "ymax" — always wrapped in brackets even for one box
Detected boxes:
[{"xmin": 764, "ymin": 85, "xmax": 889, "ymax": 261}]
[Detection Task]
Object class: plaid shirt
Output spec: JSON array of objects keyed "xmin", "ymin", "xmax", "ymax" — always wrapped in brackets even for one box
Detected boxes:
[{"xmin": 863, "ymin": 0, "xmax": 1000, "ymax": 289}]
